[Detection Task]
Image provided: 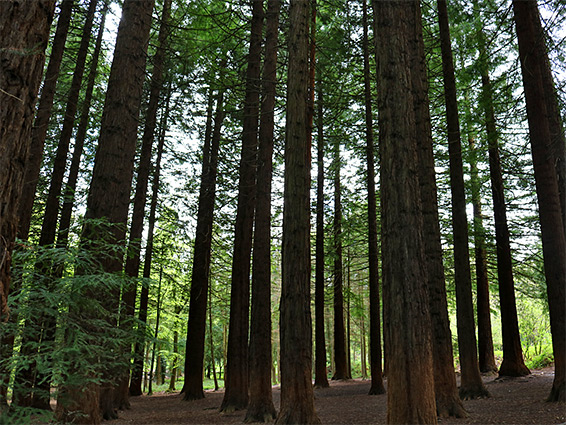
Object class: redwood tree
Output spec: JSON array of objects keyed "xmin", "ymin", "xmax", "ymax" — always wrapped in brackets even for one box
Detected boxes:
[
  {"xmin": 181, "ymin": 89, "xmax": 225, "ymax": 401},
  {"xmin": 413, "ymin": 1, "xmax": 466, "ymax": 417},
  {"xmin": 361, "ymin": 0, "xmax": 384, "ymax": 395},
  {"xmin": 17, "ymin": 0, "xmax": 74, "ymax": 242},
  {"xmin": 276, "ymin": 0, "xmax": 320, "ymax": 422},
  {"xmin": 0, "ymin": 0, "xmax": 56, "ymax": 324},
  {"xmin": 437, "ymin": 0, "xmax": 488, "ymax": 399},
  {"xmin": 221, "ymin": 0, "xmax": 263, "ymax": 412},
  {"xmin": 374, "ymin": 1, "xmax": 437, "ymax": 422},
  {"xmin": 55, "ymin": 0, "xmax": 154, "ymax": 421},
  {"xmin": 512, "ymin": 0, "xmax": 566, "ymax": 402},
  {"xmin": 245, "ymin": 0, "xmax": 280, "ymax": 421}
]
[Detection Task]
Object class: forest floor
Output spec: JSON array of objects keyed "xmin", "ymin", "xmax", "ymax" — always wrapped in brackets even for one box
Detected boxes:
[{"xmin": 113, "ymin": 368, "xmax": 566, "ymax": 424}]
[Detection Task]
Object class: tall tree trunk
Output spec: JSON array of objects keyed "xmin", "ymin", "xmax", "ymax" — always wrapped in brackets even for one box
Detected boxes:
[
  {"xmin": 56, "ymin": 0, "xmax": 154, "ymax": 421},
  {"xmin": 314, "ymin": 85, "xmax": 330, "ymax": 389},
  {"xmin": 374, "ymin": 1, "xmax": 437, "ymax": 423},
  {"xmin": 17, "ymin": 0, "xmax": 75, "ymax": 242},
  {"xmin": 437, "ymin": 0, "xmax": 488, "ymax": 400},
  {"xmin": 468, "ymin": 137, "xmax": 497, "ymax": 374},
  {"xmin": 221, "ymin": 0, "xmax": 263, "ymax": 412},
  {"xmin": 479, "ymin": 60, "xmax": 529, "ymax": 378},
  {"xmin": 117, "ymin": 0, "xmax": 172, "ymax": 408},
  {"xmin": 332, "ymin": 138, "xmax": 349, "ymax": 380},
  {"xmin": 168, "ymin": 302, "xmax": 181, "ymax": 392},
  {"xmin": 56, "ymin": 2, "xmax": 108, "ymax": 253},
  {"xmin": 411, "ymin": 1, "xmax": 467, "ymax": 417},
  {"xmin": 15, "ymin": 1, "xmax": 99, "ymax": 410},
  {"xmin": 245, "ymin": 0, "xmax": 280, "ymax": 421},
  {"xmin": 130, "ymin": 103, "xmax": 169, "ymax": 396},
  {"xmin": 362, "ymin": 0, "xmax": 385, "ymax": 396},
  {"xmin": 276, "ymin": 0, "xmax": 320, "ymax": 422},
  {"xmin": 0, "ymin": 1, "xmax": 56, "ymax": 409},
  {"xmin": 512, "ymin": 0, "xmax": 566, "ymax": 402},
  {"xmin": 181, "ymin": 89, "xmax": 225, "ymax": 401}
]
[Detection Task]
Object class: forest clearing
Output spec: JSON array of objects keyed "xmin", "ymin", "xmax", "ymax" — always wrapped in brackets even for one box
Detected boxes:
[{"xmin": 1, "ymin": 0, "xmax": 565, "ymax": 423}]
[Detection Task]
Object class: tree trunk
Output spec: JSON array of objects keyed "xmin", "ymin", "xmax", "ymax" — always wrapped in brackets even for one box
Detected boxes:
[
  {"xmin": 512, "ymin": 0, "xmax": 566, "ymax": 402},
  {"xmin": 374, "ymin": 1, "xmax": 438, "ymax": 423},
  {"xmin": 437, "ymin": 0, "xmax": 489, "ymax": 400},
  {"xmin": 116, "ymin": 0, "xmax": 171, "ymax": 408},
  {"xmin": 182, "ymin": 89, "xmax": 225, "ymax": 401},
  {"xmin": 480, "ymin": 65, "xmax": 529, "ymax": 378},
  {"xmin": 410, "ymin": 1, "xmax": 467, "ymax": 417},
  {"xmin": 314, "ymin": 84, "xmax": 330, "ymax": 389},
  {"xmin": 56, "ymin": 1, "xmax": 154, "ymax": 421},
  {"xmin": 130, "ymin": 98, "xmax": 170, "ymax": 397},
  {"xmin": 276, "ymin": 0, "xmax": 320, "ymax": 422},
  {"xmin": 221, "ymin": 0, "xmax": 263, "ymax": 412},
  {"xmin": 245, "ymin": 0, "xmax": 280, "ymax": 421},
  {"xmin": 362, "ymin": 0, "xmax": 385, "ymax": 396},
  {"xmin": 332, "ymin": 137, "xmax": 349, "ymax": 381},
  {"xmin": 0, "ymin": 0, "xmax": 56, "ymax": 321},
  {"xmin": 56, "ymin": 2, "xmax": 108, "ymax": 253},
  {"xmin": 17, "ymin": 0, "xmax": 75, "ymax": 242},
  {"xmin": 19, "ymin": 1, "xmax": 99, "ymax": 410},
  {"xmin": 468, "ymin": 137, "xmax": 497, "ymax": 374}
]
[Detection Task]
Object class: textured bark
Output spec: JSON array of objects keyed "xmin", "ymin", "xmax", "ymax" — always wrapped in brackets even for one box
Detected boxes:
[
  {"xmin": 512, "ymin": 0, "xmax": 566, "ymax": 402},
  {"xmin": 245, "ymin": 0, "xmax": 280, "ymax": 421},
  {"xmin": 57, "ymin": 0, "xmax": 154, "ymax": 421},
  {"xmin": 480, "ymin": 68, "xmax": 530, "ymax": 378},
  {"xmin": 332, "ymin": 137, "xmax": 349, "ymax": 381},
  {"xmin": 130, "ymin": 105, "xmax": 169, "ymax": 397},
  {"xmin": 374, "ymin": 1, "xmax": 437, "ymax": 423},
  {"xmin": 362, "ymin": 0, "xmax": 384, "ymax": 396},
  {"xmin": 57, "ymin": 3, "xmax": 108, "ymax": 252},
  {"xmin": 17, "ymin": 0, "xmax": 74, "ymax": 242},
  {"xmin": 314, "ymin": 85, "xmax": 330, "ymax": 390},
  {"xmin": 181, "ymin": 90, "xmax": 224, "ymax": 401},
  {"xmin": 0, "ymin": 0, "xmax": 56, "ymax": 321},
  {"xmin": 412, "ymin": 2, "xmax": 466, "ymax": 417},
  {"xmin": 221, "ymin": 0, "xmax": 263, "ymax": 412},
  {"xmin": 116, "ymin": 0, "xmax": 171, "ymax": 408},
  {"xmin": 275, "ymin": 0, "xmax": 320, "ymax": 422},
  {"xmin": 437, "ymin": 0, "xmax": 488, "ymax": 400},
  {"xmin": 468, "ymin": 137, "xmax": 497, "ymax": 374}
]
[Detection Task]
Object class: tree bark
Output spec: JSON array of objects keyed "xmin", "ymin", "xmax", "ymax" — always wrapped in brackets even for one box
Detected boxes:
[
  {"xmin": 512, "ymin": 0, "xmax": 566, "ymax": 402},
  {"xmin": 0, "ymin": 3, "xmax": 56, "ymax": 411},
  {"xmin": 468, "ymin": 137, "xmax": 497, "ymax": 374},
  {"xmin": 245, "ymin": 0, "xmax": 280, "ymax": 421},
  {"xmin": 411, "ymin": 1, "xmax": 467, "ymax": 417},
  {"xmin": 221, "ymin": 0, "xmax": 263, "ymax": 412},
  {"xmin": 181, "ymin": 89, "xmax": 225, "ymax": 401},
  {"xmin": 0, "ymin": 0, "xmax": 56, "ymax": 318},
  {"xmin": 116, "ymin": 0, "xmax": 171, "ymax": 408},
  {"xmin": 276, "ymin": 0, "xmax": 320, "ymax": 422},
  {"xmin": 362, "ymin": 0, "xmax": 384, "ymax": 396},
  {"xmin": 56, "ymin": 0, "xmax": 154, "ymax": 421},
  {"xmin": 17, "ymin": 0, "xmax": 75, "ymax": 242},
  {"xmin": 374, "ymin": 1, "xmax": 437, "ymax": 423},
  {"xmin": 437, "ymin": 0, "xmax": 489, "ymax": 400}
]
